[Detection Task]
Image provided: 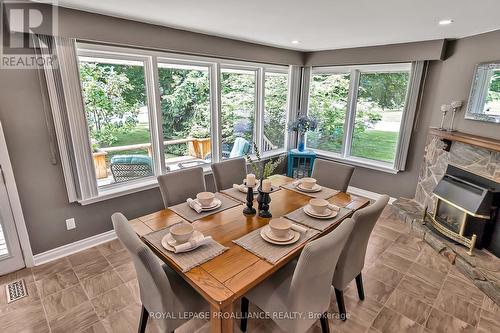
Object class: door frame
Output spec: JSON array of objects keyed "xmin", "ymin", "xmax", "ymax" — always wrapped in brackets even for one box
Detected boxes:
[{"xmin": 0, "ymin": 121, "xmax": 34, "ymax": 267}]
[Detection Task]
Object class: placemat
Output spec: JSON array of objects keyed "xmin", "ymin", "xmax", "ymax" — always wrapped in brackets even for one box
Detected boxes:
[
  {"xmin": 281, "ymin": 182, "xmax": 339, "ymax": 199},
  {"xmin": 143, "ymin": 225, "xmax": 228, "ymax": 272},
  {"xmin": 233, "ymin": 226, "xmax": 319, "ymax": 264},
  {"xmin": 284, "ymin": 206, "xmax": 353, "ymax": 231},
  {"xmin": 169, "ymin": 193, "xmax": 241, "ymax": 222},
  {"xmin": 221, "ymin": 185, "xmax": 280, "ymax": 203}
]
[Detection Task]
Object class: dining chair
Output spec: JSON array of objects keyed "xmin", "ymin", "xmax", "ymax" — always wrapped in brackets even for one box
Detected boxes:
[
  {"xmin": 311, "ymin": 159, "xmax": 355, "ymax": 192},
  {"xmin": 240, "ymin": 219, "xmax": 355, "ymax": 333},
  {"xmin": 332, "ymin": 195, "xmax": 389, "ymax": 320},
  {"xmin": 157, "ymin": 167, "xmax": 206, "ymax": 207},
  {"xmin": 111, "ymin": 213, "xmax": 207, "ymax": 333},
  {"xmin": 211, "ymin": 157, "xmax": 247, "ymax": 191}
]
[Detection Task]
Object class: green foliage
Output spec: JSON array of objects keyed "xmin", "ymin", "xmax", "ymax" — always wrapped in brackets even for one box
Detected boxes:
[
  {"xmin": 79, "ymin": 62, "xmax": 146, "ymax": 147},
  {"xmin": 487, "ymin": 71, "xmax": 500, "ymax": 103},
  {"xmin": 264, "ymin": 73, "xmax": 288, "ymax": 148},
  {"xmin": 358, "ymin": 72, "xmax": 409, "ymax": 111},
  {"xmin": 245, "ymin": 142, "xmax": 286, "ymax": 179}
]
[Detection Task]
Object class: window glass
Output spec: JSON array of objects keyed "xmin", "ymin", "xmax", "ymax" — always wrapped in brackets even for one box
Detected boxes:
[
  {"xmin": 351, "ymin": 71, "xmax": 410, "ymax": 163},
  {"xmin": 264, "ymin": 71, "xmax": 288, "ymax": 152},
  {"xmin": 307, "ymin": 73, "xmax": 350, "ymax": 153},
  {"xmin": 158, "ymin": 63, "xmax": 212, "ymax": 171},
  {"xmin": 79, "ymin": 57, "xmax": 153, "ymax": 187},
  {"xmin": 220, "ymin": 68, "xmax": 256, "ymax": 159}
]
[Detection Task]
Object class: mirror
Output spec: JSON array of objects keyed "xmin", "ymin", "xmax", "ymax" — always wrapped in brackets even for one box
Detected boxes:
[{"xmin": 465, "ymin": 62, "xmax": 500, "ymax": 123}]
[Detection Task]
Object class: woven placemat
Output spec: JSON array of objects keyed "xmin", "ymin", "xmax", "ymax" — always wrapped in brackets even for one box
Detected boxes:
[
  {"xmin": 233, "ymin": 226, "xmax": 319, "ymax": 264},
  {"xmin": 281, "ymin": 182, "xmax": 339, "ymax": 199},
  {"xmin": 169, "ymin": 193, "xmax": 241, "ymax": 222},
  {"xmin": 143, "ymin": 225, "xmax": 228, "ymax": 272},
  {"xmin": 284, "ymin": 206, "xmax": 353, "ymax": 231}
]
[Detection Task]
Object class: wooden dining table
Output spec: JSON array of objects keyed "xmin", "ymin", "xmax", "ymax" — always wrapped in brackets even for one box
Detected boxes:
[{"xmin": 129, "ymin": 175, "xmax": 370, "ymax": 333}]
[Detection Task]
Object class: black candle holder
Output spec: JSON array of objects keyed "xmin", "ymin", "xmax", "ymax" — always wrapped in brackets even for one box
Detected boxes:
[
  {"xmin": 257, "ymin": 187, "xmax": 272, "ymax": 218},
  {"xmin": 243, "ymin": 185, "xmax": 256, "ymax": 215}
]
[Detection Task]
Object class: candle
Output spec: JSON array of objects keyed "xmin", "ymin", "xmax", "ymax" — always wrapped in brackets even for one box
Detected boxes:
[
  {"xmin": 262, "ymin": 179, "xmax": 272, "ymax": 192},
  {"xmin": 246, "ymin": 173, "xmax": 256, "ymax": 187}
]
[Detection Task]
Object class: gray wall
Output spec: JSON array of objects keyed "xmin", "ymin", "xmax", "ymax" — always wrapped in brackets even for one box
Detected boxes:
[{"xmin": 1, "ymin": 5, "xmax": 500, "ymax": 255}]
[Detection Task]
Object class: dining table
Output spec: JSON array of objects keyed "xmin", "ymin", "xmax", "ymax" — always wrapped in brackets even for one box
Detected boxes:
[{"xmin": 129, "ymin": 174, "xmax": 370, "ymax": 333}]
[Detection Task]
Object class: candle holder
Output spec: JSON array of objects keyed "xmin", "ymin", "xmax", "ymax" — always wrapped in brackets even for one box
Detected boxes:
[
  {"xmin": 257, "ymin": 187, "xmax": 272, "ymax": 218},
  {"xmin": 243, "ymin": 185, "xmax": 256, "ymax": 216},
  {"xmin": 439, "ymin": 104, "xmax": 450, "ymax": 130},
  {"xmin": 447, "ymin": 101, "xmax": 463, "ymax": 132}
]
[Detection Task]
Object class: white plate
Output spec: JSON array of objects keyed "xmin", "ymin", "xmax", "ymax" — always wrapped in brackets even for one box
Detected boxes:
[
  {"xmin": 237, "ymin": 184, "xmax": 258, "ymax": 194},
  {"xmin": 194, "ymin": 198, "xmax": 222, "ymax": 211},
  {"xmin": 303, "ymin": 205, "xmax": 338, "ymax": 219},
  {"xmin": 296, "ymin": 183, "xmax": 322, "ymax": 193},
  {"xmin": 260, "ymin": 226, "xmax": 300, "ymax": 245},
  {"xmin": 264, "ymin": 228, "xmax": 295, "ymax": 242},
  {"xmin": 161, "ymin": 231, "xmax": 205, "ymax": 252}
]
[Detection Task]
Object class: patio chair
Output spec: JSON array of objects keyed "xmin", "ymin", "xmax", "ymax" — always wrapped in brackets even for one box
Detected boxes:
[
  {"xmin": 110, "ymin": 155, "xmax": 153, "ymax": 183},
  {"xmin": 226, "ymin": 137, "xmax": 251, "ymax": 158}
]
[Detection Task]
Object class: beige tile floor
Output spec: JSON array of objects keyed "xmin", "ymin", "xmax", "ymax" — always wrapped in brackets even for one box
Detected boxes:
[{"xmin": 0, "ymin": 206, "xmax": 499, "ymax": 333}]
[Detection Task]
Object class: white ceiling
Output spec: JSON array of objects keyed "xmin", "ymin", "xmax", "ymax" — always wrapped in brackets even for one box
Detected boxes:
[{"xmin": 52, "ymin": 0, "xmax": 500, "ymax": 51}]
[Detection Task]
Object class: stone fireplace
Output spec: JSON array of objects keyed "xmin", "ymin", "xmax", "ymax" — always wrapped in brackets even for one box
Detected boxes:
[{"xmin": 393, "ymin": 128, "xmax": 500, "ymax": 305}]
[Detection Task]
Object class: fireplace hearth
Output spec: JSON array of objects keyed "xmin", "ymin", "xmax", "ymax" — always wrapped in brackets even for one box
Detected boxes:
[{"xmin": 423, "ymin": 165, "xmax": 499, "ymax": 256}]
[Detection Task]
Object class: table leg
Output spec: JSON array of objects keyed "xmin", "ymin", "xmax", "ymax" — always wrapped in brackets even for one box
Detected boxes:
[{"xmin": 210, "ymin": 303, "xmax": 234, "ymax": 333}]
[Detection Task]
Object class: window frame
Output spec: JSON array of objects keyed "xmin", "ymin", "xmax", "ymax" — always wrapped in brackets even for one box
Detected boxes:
[
  {"xmin": 307, "ymin": 62, "xmax": 422, "ymax": 173},
  {"xmin": 73, "ymin": 42, "xmax": 291, "ymax": 204}
]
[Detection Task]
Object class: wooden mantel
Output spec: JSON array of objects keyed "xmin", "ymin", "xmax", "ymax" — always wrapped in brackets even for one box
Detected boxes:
[{"xmin": 429, "ymin": 127, "xmax": 500, "ymax": 152}]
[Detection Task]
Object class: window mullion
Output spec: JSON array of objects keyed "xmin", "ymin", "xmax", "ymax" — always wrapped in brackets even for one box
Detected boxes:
[
  {"xmin": 211, "ymin": 63, "xmax": 222, "ymax": 163},
  {"xmin": 147, "ymin": 56, "xmax": 165, "ymax": 175},
  {"xmin": 256, "ymin": 68, "xmax": 264, "ymax": 153},
  {"xmin": 343, "ymin": 69, "xmax": 360, "ymax": 158}
]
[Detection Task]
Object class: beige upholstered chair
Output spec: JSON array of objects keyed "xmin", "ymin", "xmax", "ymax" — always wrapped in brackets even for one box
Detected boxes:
[
  {"xmin": 311, "ymin": 159, "xmax": 355, "ymax": 192},
  {"xmin": 157, "ymin": 167, "xmax": 206, "ymax": 207},
  {"xmin": 240, "ymin": 219, "xmax": 355, "ymax": 333},
  {"xmin": 211, "ymin": 157, "xmax": 247, "ymax": 191},
  {"xmin": 112, "ymin": 213, "xmax": 207, "ymax": 333},
  {"xmin": 332, "ymin": 195, "xmax": 389, "ymax": 320}
]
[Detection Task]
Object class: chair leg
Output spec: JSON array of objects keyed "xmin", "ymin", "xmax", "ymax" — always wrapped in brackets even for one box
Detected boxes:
[
  {"xmin": 320, "ymin": 312, "xmax": 330, "ymax": 333},
  {"xmin": 138, "ymin": 305, "xmax": 148, "ymax": 333},
  {"xmin": 240, "ymin": 297, "xmax": 249, "ymax": 332},
  {"xmin": 355, "ymin": 273, "xmax": 365, "ymax": 301},
  {"xmin": 334, "ymin": 288, "xmax": 346, "ymax": 321}
]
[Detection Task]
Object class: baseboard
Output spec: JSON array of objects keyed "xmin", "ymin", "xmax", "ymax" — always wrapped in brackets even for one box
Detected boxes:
[
  {"xmin": 33, "ymin": 230, "xmax": 117, "ymax": 266},
  {"xmin": 347, "ymin": 186, "xmax": 396, "ymax": 204}
]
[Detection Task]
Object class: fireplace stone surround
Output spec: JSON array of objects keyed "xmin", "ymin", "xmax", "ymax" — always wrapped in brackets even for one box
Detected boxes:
[{"xmin": 393, "ymin": 129, "xmax": 500, "ymax": 306}]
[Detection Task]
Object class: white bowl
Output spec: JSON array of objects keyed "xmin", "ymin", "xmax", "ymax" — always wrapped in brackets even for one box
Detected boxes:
[
  {"xmin": 269, "ymin": 219, "xmax": 292, "ymax": 238},
  {"xmin": 309, "ymin": 198, "xmax": 329, "ymax": 215},
  {"xmin": 301, "ymin": 178, "xmax": 317, "ymax": 189},
  {"xmin": 196, "ymin": 192, "xmax": 215, "ymax": 207},
  {"xmin": 170, "ymin": 223, "xmax": 194, "ymax": 244}
]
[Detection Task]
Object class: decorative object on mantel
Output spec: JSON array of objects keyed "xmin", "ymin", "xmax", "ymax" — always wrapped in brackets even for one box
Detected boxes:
[
  {"xmin": 245, "ymin": 143, "xmax": 286, "ymax": 218},
  {"xmin": 439, "ymin": 104, "xmax": 451, "ymax": 130},
  {"xmin": 465, "ymin": 61, "xmax": 500, "ymax": 124},
  {"xmin": 287, "ymin": 114, "xmax": 318, "ymax": 152},
  {"xmin": 447, "ymin": 100, "xmax": 463, "ymax": 132}
]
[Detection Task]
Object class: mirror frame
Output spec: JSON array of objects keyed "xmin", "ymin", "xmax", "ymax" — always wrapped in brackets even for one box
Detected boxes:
[{"xmin": 465, "ymin": 61, "xmax": 500, "ymax": 123}]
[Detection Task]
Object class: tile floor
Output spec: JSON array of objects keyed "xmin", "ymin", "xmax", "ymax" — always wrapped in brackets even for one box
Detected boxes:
[{"xmin": 0, "ymin": 206, "xmax": 498, "ymax": 333}]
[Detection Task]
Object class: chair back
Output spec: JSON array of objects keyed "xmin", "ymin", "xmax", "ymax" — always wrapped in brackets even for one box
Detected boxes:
[
  {"xmin": 111, "ymin": 213, "xmax": 173, "ymax": 330},
  {"xmin": 288, "ymin": 219, "xmax": 354, "ymax": 319},
  {"xmin": 157, "ymin": 167, "xmax": 206, "ymax": 207},
  {"xmin": 311, "ymin": 159, "xmax": 354, "ymax": 192},
  {"xmin": 211, "ymin": 157, "xmax": 247, "ymax": 191},
  {"xmin": 229, "ymin": 137, "xmax": 250, "ymax": 158},
  {"xmin": 332, "ymin": 195, "xmax": 389, "ymax": 290}
]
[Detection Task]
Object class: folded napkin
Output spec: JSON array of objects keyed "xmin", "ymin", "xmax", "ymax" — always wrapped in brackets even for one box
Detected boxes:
[
  {"xmin": 233, "ymin": 183, "xmax": 243, "ymax": 190},
  {"xmin": 172, "ymin": 236, "xmax": 213, "ymax": 253},
  {"xmin": 291, "ymin": 223, "xmax": 308, "ymax": 234},
  {"xmin": 291, "ymin": 179, "xmax": 303, "ymax": 187},
  {"xmin": 186, "ymin": 198, "xmax": 203, "ymax": 213},
  {"xmin": 328, "ymin": 204, "xmax": 340, "ymax": 212}
]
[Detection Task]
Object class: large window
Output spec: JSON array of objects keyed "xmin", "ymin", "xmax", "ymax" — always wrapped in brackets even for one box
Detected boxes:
[
  {"xmin": 308, "ymin": 63, "xmax": 422, "ymax": 170},
  {"xmin": 70, "ymin": 43, "xmax": 290, "ymax": 201}
]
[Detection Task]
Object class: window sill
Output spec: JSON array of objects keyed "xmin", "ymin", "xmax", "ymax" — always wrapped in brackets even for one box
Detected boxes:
[
  {"xmin": 77, "ymin": 151, "xmax": 286, "ymax": 205},
  {"xmin": 314, "ymin": 150, "xmax": 399, "ymax": 174}
]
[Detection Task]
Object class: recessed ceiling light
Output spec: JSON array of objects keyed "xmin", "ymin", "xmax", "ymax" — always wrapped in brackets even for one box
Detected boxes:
[
  {"xmin": 291, "ymin": 40, "xmax": 300, "ymax": 44},
  {"xmin": 439, "ymin": 19, "xmax": 453, "ymax": 25}
]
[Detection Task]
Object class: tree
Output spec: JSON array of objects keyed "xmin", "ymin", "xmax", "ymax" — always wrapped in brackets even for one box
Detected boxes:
[
  {"xmin": 264, "ymin": 73, "xmax": 287, "ymax": 148},
  {"xmin": 358, "ymin": 72, "xmax": 409, "ymax": 111},
  {"xmin": 79, "ymin": 62, "xmax": 144, "ymax": 146}
]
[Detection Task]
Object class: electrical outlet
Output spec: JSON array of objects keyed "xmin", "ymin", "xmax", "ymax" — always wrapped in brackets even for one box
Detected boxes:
[{"xmin": 65, "ymin": 218, "xmax": 76, "ymax": 230}]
